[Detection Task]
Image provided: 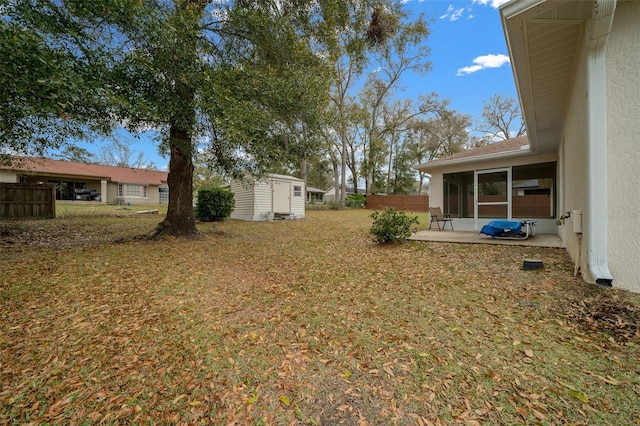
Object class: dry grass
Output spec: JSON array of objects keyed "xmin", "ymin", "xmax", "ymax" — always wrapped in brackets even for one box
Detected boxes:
[{"xmin": 1, "ymin": 208, "xmax": 639, "ymax": 425}]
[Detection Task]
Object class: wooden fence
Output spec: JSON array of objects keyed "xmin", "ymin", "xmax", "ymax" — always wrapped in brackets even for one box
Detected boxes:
[
  {"xmin": 0, "ymin": 183, "xmax": 56, "ymax": 219},
  {"xmin": 365, "ymin": 195, "xmax": 429, "ymax": 212}
]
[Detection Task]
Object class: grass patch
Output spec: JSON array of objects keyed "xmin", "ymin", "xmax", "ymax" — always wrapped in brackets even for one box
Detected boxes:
[
  {"xmin": 55, "ymin": 201, "xmax": 168, "ymax": 218},
  {"xmin": 1, "ymin": 210, "xmax": 639, "ymax": 424}
]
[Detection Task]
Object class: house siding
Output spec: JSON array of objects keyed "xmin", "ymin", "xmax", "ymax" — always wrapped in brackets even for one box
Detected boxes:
[
  {"xmin": 254, "ymin": 179, "xmax": 273, "ymax": 218},
  {"xmin": 606, "ymin": 1, "xmax": 640, "ymax": 291},
  {"xmin": 229, "ymin": 174, "xmax": 305, "ymax": 221},
  {"xmin": 290, "ymin": 180, "xmax": 305, "ymax": 218},
  {"xmin": 230, "ymin": 178, "xmax": 256, "ymax": 220}
]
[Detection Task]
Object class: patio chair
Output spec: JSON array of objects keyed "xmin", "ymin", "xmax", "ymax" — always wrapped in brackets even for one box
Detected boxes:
[{"xmin": 429, "ymin": 207, "xmax": 454, "ymax": 231}]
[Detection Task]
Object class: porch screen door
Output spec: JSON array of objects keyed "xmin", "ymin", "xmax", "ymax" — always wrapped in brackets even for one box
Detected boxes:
[{"xmin": 474, "ymin": 168, "xmax": 511, "ymax": 229}]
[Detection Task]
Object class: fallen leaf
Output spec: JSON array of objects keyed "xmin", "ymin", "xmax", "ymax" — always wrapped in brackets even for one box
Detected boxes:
[{"xmin": 279, "ymin": 395, "xmax": 291, "ymax": 407}]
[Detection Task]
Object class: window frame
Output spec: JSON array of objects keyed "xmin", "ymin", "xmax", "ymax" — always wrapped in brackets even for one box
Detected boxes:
[{"xmin": 118, "ymin": 183, "xmax": 148, "ymax": 198}]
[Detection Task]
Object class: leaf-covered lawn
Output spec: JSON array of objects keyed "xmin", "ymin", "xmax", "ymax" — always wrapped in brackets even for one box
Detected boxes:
[{"xmin": 1, "ymin": 209, "xmax": 639, "ymax": 425}]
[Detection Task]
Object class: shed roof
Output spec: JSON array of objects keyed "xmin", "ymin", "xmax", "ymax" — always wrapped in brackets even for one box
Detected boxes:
[
  {"xmin": 2, "ymin": 157, "xmax": 168, "ymax": 185},
  {"xmin": 267, "ymin": 173, "xmax": 304, "ymax": 183}
]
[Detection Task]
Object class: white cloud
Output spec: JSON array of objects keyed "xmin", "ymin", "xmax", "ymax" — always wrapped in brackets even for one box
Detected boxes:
[
  {"xmin": 456, "ymin": 54, "xmax": 510, "ymax": 76},
  {"xmin": 472, "ymin": 0, "xmax": 512, "ymax": 8},
  {"xmin": 440, "ymin": 4, "xmax": 468, "ymax": 21}
]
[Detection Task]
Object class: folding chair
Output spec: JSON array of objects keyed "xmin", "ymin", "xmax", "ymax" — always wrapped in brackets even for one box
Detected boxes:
[{"xmin": 429, "ymin": 207, "xmax": 454, "ymax": 231}]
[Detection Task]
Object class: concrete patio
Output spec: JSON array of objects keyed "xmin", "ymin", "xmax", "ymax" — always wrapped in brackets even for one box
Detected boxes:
[{"xmin": 409, "ymin": 229, "xmax": 564, "ymax": 248}]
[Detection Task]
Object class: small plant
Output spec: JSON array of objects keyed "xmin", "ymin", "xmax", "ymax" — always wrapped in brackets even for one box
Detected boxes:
[
  {"xmin": 345, "ymin": 193, "xmax": 366, "ymax": 208},
  {"xmin": 195, "ymin": 187, "xmax": 234, "ymax": 221},
  {"xmin": 370, "ymin": 207, "xmax": 418, "ymax": 243}
]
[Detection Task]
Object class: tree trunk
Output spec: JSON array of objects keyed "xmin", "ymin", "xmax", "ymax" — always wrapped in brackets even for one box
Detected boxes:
[
  {"xmin": 149, "ymin": 124, "xmax": 198, "ymax": 237},
  {"xmin": 386, "ymin": 140, "xmax": 393, "ymax": 195},
  {"xmin": 339, "ymin": 130, "xmax": 347, "ymax": 206},
  {"xmin": 149, "ymin": 0, "xmax": 200, "ymax": 238},
  {"xmin": 300, "ymin": 158, "xmax": 308, "ymax": 185}
]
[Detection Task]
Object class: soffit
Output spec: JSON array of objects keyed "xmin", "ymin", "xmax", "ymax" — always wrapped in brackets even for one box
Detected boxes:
[{"xmin": 501, "ymin": 0, "xmax": 592, "ymax": 154}]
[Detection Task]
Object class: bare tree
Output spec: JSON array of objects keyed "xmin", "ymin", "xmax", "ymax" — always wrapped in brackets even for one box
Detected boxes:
[
  {"xmin": 97, "ymin": 139, "xmax": 155, "ymax": 169},
  {"xmin": 406, "ymin": 105, "xmax": 470, "ymax": 194},
  {"xmin": 475, "ymin": 94, "xmax": 526, "ymax": 144}
]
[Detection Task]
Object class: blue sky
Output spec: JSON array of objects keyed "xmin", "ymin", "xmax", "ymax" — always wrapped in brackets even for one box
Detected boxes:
[
  {"xmin": 397, "ymin": 0, "xmax": 516, "ymax": 122},
  {"xmin": 58, "ymin": 0, "xmax": 516, "ymax": 171}
]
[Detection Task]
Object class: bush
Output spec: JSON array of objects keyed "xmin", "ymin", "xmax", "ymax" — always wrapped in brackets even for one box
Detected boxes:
[
  {"xmin": 195, "ymin": 187, "xmax": 235, "ymax": 222},
  {"xmin": 370, "ymin": 207, "xmax": 419, "ymax": 243},
  {"xmin": 346, "ymin": 193, "xmax": 366, "ymax": 208}
]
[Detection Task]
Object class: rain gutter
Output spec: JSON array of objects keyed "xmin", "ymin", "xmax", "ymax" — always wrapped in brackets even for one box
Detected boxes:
[
  {"xmin": 586, "ymin": 0, "xmax": 616, "ymax": 287},
  {"xmin": 415, "ymin": 146, "xmax": 532, "ymax": 172}
]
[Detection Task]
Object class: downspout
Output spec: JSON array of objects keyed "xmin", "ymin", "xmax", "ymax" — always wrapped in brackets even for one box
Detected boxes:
[{"xmin": 586, "ymin": 0, "xmax": 616, "ymax": 286}]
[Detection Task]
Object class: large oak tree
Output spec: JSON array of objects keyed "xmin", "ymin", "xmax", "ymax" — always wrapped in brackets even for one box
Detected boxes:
[{"xmin": 1, "ymin": 0, "xmax": 374, "ymax": 236}]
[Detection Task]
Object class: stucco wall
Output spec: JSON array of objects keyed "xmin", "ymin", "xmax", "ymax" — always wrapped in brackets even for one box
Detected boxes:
[
  {"xmin": 558, "ymin": 29, "xmax": 589, "ymax": 281},
  {"xmin": 0, "ymin": 170, "xmax": 18, "ymax": 183},
  {"xmin": 606, "ymin": 1, "xmax": 640, "ymax": 291}
]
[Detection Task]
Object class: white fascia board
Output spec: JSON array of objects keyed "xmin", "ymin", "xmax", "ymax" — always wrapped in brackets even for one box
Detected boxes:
[
  {"xmin": 500, "ymin": 0, "xmax": 543, "ymax": 153},
  {"xmin": 414, "ymin": 147, "xmax": 533, "ymax": 172},
  {"xmin": 500, "ymin": 0, "xmax": 546, "ymax": 19}
]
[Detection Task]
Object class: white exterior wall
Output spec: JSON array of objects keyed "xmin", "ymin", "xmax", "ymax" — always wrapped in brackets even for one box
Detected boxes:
[
  {"xmin": 427, "ymin": 152, "xmax": 557, "ymax": 232},
  {"xmin": 254, "ymin": 179, "xmax": 273, "ymax": 218},
  {"xmin": 0, "ymin": 170, "xmax": 18, "ymax": 183},
  {"xmin": 288, "ymin": 179, "xmax": 305, "ymax": 219},
  {"xmin": 606, "ymin": 1, "xmax": 640, "ymax": 291},
  {"xmin": 559, "ymin": 30, "xmax": 589, "ymax": 282},
  {"xmin": 230, "ymin": 175, "xmax": 305, "ymax": 221},
  {"xmin": 230, "ymin": 178, "xmax": 257, "ymax": 221},
  {"xmin": 559, "ymin": 2, "xmax": 640, "ymax": 292}
]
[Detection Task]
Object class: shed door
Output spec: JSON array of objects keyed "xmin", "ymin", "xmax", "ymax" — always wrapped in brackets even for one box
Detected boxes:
[{"xmin": 272, "ymin": 180, "xmax": 291, "ymax": 213}]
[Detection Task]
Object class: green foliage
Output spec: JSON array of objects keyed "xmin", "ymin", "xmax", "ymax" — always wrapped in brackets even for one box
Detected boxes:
[
  {"xmin": 55, "ymin": 146, "xmax": 94, "ymax": 163},
  {"xmin": 345, "ymin": 193, "xmax": 366, "ymax": 208},
  {"xmin": 195, "ymin": 187, "xmax": 234, "ymax": 222},
  {"xmin": 369, "ymin": 207, "xmax": 418, "ymax": 243}
]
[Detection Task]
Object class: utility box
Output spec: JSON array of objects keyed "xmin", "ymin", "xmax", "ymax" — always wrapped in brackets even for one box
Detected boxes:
[{"xmin": 572, "ymin": 210, "xmax": 582, "ymax": 234}]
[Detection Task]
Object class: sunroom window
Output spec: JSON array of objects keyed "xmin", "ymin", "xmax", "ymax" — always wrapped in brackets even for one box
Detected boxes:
[{"xmin": 443, "ymin": 162, "xmax": 556, "ymax": 220}]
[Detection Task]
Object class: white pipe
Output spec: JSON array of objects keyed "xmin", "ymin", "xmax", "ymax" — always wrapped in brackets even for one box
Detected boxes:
[{"xmin": 586, "ymin": 0, "xmax": 616, "ymax": 287}]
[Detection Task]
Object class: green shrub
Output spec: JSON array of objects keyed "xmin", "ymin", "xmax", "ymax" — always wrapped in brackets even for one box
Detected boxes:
[
  {"xmin": 195, "ymin": 187, "xmax": 235, "ymax": 221},
  {"xmin": 370, "ymin": 207, "xmax": 419, "ymax": 243},
  {"xmin": 346, "ymin": 193, "xmax": 366, "ymax": 208}
]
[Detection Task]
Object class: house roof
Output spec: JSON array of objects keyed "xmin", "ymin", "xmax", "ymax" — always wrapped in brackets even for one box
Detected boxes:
[
  {"xmin": 500, "ymin": 0, "xmax": 595, "ymax": 154},
  {"xmin": 415, "ymin": 137, "xmax": 530, "ymax": 171},
  {"xmin": 2, "ymin": 157, "xmax": 168, "ymax": 185},
  {"xmin": 306, "ymin": 187, "xmax": 325, "ymax": 194}
]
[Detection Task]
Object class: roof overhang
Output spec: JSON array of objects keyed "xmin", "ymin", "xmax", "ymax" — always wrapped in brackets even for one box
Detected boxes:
[
  {"xmin": 500, "ymin": 0, "xmax": 593, "ymax": 154},
  {"xmin": 416, "ymin": 146, "xmax": 534, "ymax": 172}
]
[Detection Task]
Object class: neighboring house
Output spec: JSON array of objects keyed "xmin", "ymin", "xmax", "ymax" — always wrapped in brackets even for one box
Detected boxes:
[
  {"xmin": 417, "ymin": 0, "xmax": 640, "ymax": 292},
  {"xmin": 229, "ymin": 174, "xmax": 305, "ymax": 221},
  {"xmin": 306, "ymin": 187, "xmax": 325, "ymax": 204},
  {"xmin": 0, "ymin": 157, "xmax": 168, "ymax": 205},
  {"xmin": 323, "ymin": 186, "xmax": 363, "ymax": 203}
]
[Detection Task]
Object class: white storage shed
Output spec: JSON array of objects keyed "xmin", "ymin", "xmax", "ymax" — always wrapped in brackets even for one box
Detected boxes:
[{"xmin": 229, "ymin": 174, "xmax": 305, "ymax": 221}]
